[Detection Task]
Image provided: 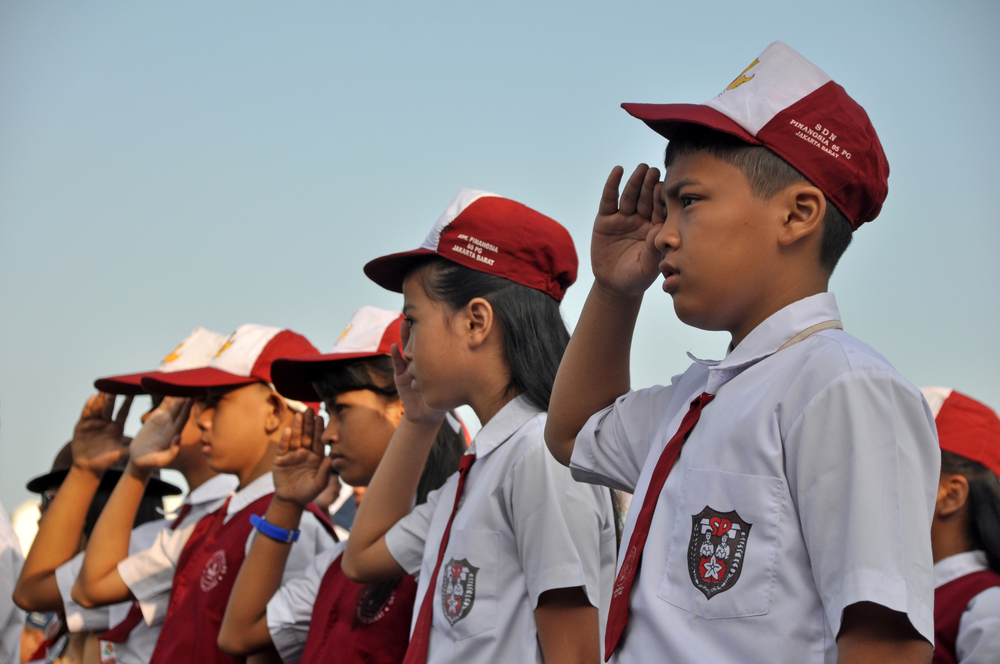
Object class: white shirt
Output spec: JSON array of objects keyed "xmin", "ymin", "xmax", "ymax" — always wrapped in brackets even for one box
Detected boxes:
[
  {"xmin": 0, "ymin": 503, "xmax": 25, "ymax": 664},
  {"xmin": 52, "ymin": 473, "xmax": 238, "ymax": 664},
  {"xmin": 571, "ymin": 293, "xmax": 939, "ymax": 664},
  {"xmin": 118, "ymin": 472, "xmax": 333, "ymax": 628},
  {"xmin": 385, "ymin": 395, "xmax": 617, "ymax": 664},
  {"xmin": 934, "ymin": 551, "xmax": 1000, "ymax": 664},
  {"xmin": 266, "ymin": 542, "xmax": 345, "ymax": 664}
]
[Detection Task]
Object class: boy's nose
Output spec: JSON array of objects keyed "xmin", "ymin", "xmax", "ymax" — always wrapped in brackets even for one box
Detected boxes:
[
  {"xmin": 196, "ymin": 407, "xmax": 214, "ymax": 433},
  {"xmin": 654, "ymin": 221, "xmax": 680, "ymax": 254}
]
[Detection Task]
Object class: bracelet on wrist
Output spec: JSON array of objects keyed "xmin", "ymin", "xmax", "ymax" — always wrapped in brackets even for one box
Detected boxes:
[{"xmin": 250, "ymin": 514, "xmax": 300, "ymax": 544}]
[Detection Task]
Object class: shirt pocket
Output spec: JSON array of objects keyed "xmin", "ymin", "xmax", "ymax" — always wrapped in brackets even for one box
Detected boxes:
[
  {"xmin": 658, "ymin": 468, "xmax": 784, "ymax": 619},
  {"xmin": 433, "ymin": 529, "xmax": 498, "ymax": 641}
]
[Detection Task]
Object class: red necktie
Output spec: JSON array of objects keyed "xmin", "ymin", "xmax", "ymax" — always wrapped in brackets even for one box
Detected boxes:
[
  {"xmin": 100, "ymin": 502, "xmax": 194, "ymax": 643},
  {"xmin": 604, "ymin": 392, "xmax": 715, "ymax": 661},
  {"xmin": 403, "ymin": 453, "xmax": 476, "ymax": 664}
]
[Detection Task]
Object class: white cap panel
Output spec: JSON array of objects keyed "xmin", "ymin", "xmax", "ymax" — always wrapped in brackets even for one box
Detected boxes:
[
  {"xmin": 418, "ymin": 188, "xmax": 499, "ymax": 251},
  {"xmin": 329, "ymin": 306, "xmax": 402, "ymax": 353},
  {"xmin": 920, "ymin": 386, "xmax": 955, "ymax": 419},
  {"xmin": 156, "ymin": 327, "xmax": 230, "ymax": 373},
  {"xmin": 209, "ymin": 324, "xmax": 283, "ymax": 377}
]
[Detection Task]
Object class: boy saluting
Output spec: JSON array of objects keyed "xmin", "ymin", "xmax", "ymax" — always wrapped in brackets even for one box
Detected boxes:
[{"xmin": 546, "ymin": 42, "xmax": 939, "ymax": 663}]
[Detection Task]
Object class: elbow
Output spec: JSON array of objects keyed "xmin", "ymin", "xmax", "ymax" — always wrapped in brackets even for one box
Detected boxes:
[
  {"xmin": 12, "ymin": 582, "xmax": 36, "ymax": 612},
  {"xmin": 543, "ymin": 421, "xmax": 574, "ymax": 467},
  {"xmin": 71, "ymin": 579, "xmax": 97, "ymax": 609},
  {"xmin": 217, "ymin": 626, "xmax": 249, "ymax": 656},
  {"xmin": 340, "ymin": 550, "xmax": 368, "ymax": 583}
]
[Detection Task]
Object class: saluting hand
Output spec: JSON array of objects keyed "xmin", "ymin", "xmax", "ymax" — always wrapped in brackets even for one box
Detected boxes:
[
  {"xmin": 391, "ymin": 338, "xmax": 446, "ymax": 426},
  {"xmin": 272, "ymin": 410, "xmax": 333, "ymax": 508},
  {"xmin": 70, "ymin": 392, "xmax": 133, "ymax": 476},
  {"xmin": 591, "ymin": 164, "xmax": 666, "ymax": 298},
  {"xmin": 129, "ymin": 397, "xmax": 192, "ymax": 471}
]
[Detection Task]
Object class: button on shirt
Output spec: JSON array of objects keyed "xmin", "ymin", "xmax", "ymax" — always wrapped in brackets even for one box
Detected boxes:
[
  {"xmin": 118, "ymin": 473, "xmax": 333, "ymax": 628},
  {"xmin": 385, "ymin": 395, "xmax": 618, "ymax": 664},
  {"xmin": 570, "ymin": 293, "xmax": 939, "ymax": 664},
  {"xmin": 934, "ymin": 551, "xmax": 1000, "ymax": 664}
]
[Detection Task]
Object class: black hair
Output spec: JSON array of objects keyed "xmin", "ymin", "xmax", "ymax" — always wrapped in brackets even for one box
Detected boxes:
[
  {"xmin": 941, "ymin": 450, "xmax": 1000, "ymax": 574},
  {"xmin": 413, "ymin": 258, "xmax": 570, "ymax": 412},
  {"xmin": 84, "ymin": 488, "xmax": 164, "ymax": 538},
  {"xmin": 311, "ymin": 356, "xmax": 467, "ymax": 623},
  {"xmin": 664, "ymin": 124, "xmax": 853, "ymax": 273}
]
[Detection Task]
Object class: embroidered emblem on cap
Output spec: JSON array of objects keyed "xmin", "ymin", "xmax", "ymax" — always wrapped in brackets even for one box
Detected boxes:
[
  {"xmin": 687, "ymin": 507, "xmax": 752, "ymax": 600},
  {"xmin": 440, "ymin": 558, "xmax": 478, "ymax": 626},
  {"xmin": 161, "ymin": 343, "xmax": 184, "ymax": 365},
  {"xmin": 726, "ymin": 58, "xmax": 759, "ymax": 90},
  {"xmin": 200, "ymin": 550, "xmax": 228, "ymax": 591}
]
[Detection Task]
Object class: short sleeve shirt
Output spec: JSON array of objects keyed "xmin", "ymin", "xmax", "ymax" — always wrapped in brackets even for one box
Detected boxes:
[
  {"xmin": 570, "ymin": 293, "xmax": 939, "ymax": 664},
  {"xmin": 934, "ymin": 551, "xmax": 1000, "ymax": 664},
  {"xmin": 385, "ymin": 395, "xmax": 618, "ymax": 664}
]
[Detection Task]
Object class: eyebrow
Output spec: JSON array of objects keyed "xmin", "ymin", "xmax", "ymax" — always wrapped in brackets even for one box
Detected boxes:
[{"xmin": 663, "ymin": 178, "xmax": 701, "ymax": 199}]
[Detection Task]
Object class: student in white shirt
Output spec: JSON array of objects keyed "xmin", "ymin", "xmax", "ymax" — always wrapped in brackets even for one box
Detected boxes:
[
  {"xmin": 343, "ymin": 190, "xmax": 617, "ymax": 664},
  {"xmin": 922, "ymin": 388, "xmax": 1000, "ymax": 664},
  {"xmin": 0, "ymin": 501, "xmax": 25, "ymax": 664},
  {"xmin": 544, "ymin": 43, "xmax": 938, "ymax": 664}
]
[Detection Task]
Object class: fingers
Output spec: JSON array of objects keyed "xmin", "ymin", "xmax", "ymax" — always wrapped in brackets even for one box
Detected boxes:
[
  {"xmin": 652, "ymin": 180, "xmax": 667, "ymax": 224},
  {"xmin": 301, "ymin": 409, "xmax": 315, "ymax": 449},
  {"xmin": 277, "ymin": 426, "xmax": 293, "ymax": 456},
  {"xmin": 114, "ymin": 395, "xmax": 135, "ymax": 428},
  {"xmin": 597, "ymin": 166, "xmax": 626, "ymax": 217},
  {"xmin": 99, "ymin": 392, "xmax": 116, "ymax": 421},
  {"xmin": 80, "ymin": 394, "xmax": 100, "ymax": 421},
  {"xmin": 635, "ymin": 166, "xmax": 662, "ymax": 221},
  {"xmin": 618, "ymin": 164, "xmax": 651, "ymax": 217},
  {"xmin": 390, "ymin": 343, "xmax": 408, "ymax": 377},
  {"xmin": 287, "ymin": 413, "xmax": 305, "ymax": 452},
  {"xmin": 311, "ymin": 412, "xmax": 325, "ymax": 458}
]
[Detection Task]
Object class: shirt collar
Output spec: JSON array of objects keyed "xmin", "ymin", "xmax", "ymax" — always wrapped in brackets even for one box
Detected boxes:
[
  {"xmin": 688, "ymin": 293, "xmax": 842, "ymax": 394},
  {"xmin": 468, "ymin": 394, "xmax": 541, "ymax": 460},
  {"xmin": 228, "ymin": 472, "xmax": 274, "ymax": 517},
  {"xmin": 934, "ymin": 550, "xmax": 989, "ymax": 588},
  {"xmin": 184, "ymin": 473, "xmax": 240, "ymax": 507}
]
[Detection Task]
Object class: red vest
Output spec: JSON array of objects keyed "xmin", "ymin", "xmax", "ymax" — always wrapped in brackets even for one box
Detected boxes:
[
  {"xmin": 149, "ymin": 493, "xmax": 273, "ymax": 664},
  {"xmin": 933, "ymin": 568, "xmax": 1000, "ymax": 664},
  {"xmin": 299, "ymin": 554, "xmax": 417, "ymax": 664}
]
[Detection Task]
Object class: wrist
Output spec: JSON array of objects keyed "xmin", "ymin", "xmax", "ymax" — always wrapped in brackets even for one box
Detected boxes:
[
  {"xmin": 125, "ymin": 460, "xmax": 152, "ymax": 483},
  {"xmin": 250, "ymin": 514, "xmax": 300, "ymax": 544},
  {"xmin": 266, "ymin": 496, "xmax": 306, "ymax": 530},
  {"xmin": 66, "ymin": 464, "xmax": 104, "ymax": 484},
  {"xmin": 591, "ymin": 279, "xmax": 645, "ymax": 309}
]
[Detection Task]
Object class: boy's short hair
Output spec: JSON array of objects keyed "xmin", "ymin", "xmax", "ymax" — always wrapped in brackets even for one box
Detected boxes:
[{"xmin": 664, "ymin": 124, "xmax": 853, "ymax": 272}]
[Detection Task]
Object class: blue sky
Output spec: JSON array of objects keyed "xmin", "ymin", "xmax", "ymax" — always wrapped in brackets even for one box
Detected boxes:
[{"xmin": 2, "ymin": 0, "xmax": 998, "ymax": 512}]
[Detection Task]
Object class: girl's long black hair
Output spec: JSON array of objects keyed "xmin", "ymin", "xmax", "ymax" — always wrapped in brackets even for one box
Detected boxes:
[
  {"xmin": 312, "ymin": 355, "xmax": 467, "ymax": 623},
  {"xmin": 941, "ymin": 450, "xmax": 1000, "ymax": 574}
]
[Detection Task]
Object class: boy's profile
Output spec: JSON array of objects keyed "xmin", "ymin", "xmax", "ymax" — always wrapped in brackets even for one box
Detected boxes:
[{"xmin": 546, "ymin": 41, "xmax": 939, "ymax": 664}]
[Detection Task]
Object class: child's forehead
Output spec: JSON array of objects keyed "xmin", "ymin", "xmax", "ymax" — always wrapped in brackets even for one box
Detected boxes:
[{"xmin": 662, "ymin": 150, "xmax": 749, "ymax": 192}]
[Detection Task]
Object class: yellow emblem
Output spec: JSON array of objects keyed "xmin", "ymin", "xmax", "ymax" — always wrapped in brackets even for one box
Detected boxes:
[
  {"xmin": 215, "ymin": 335, "xmax": 236, "ymax": 358},
  {"xmin": 337, "ymin": 324, "xmax": 353, "ymax": 343},
  {"xmin": 726, "ymin": 58, "xmax": 759, "ymax": 91},
  {"xmin": 161, "ymin": 343, "xmax": 184, "ymax": 364}
]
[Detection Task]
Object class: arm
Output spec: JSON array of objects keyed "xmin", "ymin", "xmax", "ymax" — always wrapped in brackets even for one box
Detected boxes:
[
  {"xmin": 219, "ymin": 410, "xmax": 331, "ymax": 655},
  {"xmin": 535, "ymin": 587, "xmax": 600, "ymax": 664},
  {"xmin": 341, "ymin": 344, "xmax": 441, "ymax": 583},
  {"xmin": 836, "ymin": 602, "xmax": 931, "ymax": 664},
  {"xmin": 73, "ymin": 397, "xmax": 191, "ymax": 608},
  {"xmin": 13, "ymin": 393, "xmax": 131, "ymax": 611},
  {"xmin": 545, "ymin": 164, "xmax": 664, "ymax": 465}
]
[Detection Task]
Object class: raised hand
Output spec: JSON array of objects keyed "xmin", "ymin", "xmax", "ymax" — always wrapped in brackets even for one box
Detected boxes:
[
  {"xmin": 391, "ymin": 337, "xmax": 446, "ymax": 426},
  {"xmin": 129, "ymin": 397, "xmax": 192, "ymax": 471},
  {"xmin": 272, "ymin": 410, "xmax": 333, "ymax": 508},
  {"xmin": 70, "ymin": 393, "xmax": 133, "ymax": 475},
  {"xmin": 591, "ymin": 164, "xmax": 665, "ymax": 298}
]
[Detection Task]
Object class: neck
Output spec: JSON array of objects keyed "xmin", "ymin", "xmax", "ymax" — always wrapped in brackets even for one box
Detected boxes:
[
  {"xmin": 469, "ymin": 384, "xmax": 513, "ymax": 426},
  {"xmin": 181, "ymin": 463, "xmax": 218, "ymax": 493},
  {"xmin": 931, "ymin": 514, "xmax": 973, "ymax": 564},
  {"xmin": 730, "ymin": 277, "xmax": 829, "ymax": 348},
  {"xmin": 238, "ymin": 443, "xmax": 278, "ymax": 490}
]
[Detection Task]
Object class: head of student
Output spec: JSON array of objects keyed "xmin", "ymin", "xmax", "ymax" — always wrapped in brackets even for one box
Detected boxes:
[
  {"xmin": 271, "ymin": 306, "xmax": 467, "ymax": 497},
  {"xmin": 363, "ymin": 190, "xmax": 578, "ymax": 419},
  {"xmin": 922, "ymin": 387, "xmax": 1000, "ymax": 573},
  {"xmin": 623, "ymin": 41, "xmax": 888, "ymax": 339},
  {"xmin": 141, "ymin": 325, "xmax": 319, "ymax": 483}
]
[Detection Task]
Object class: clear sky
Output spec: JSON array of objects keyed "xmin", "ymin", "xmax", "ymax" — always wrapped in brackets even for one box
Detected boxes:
[{"xmin": 2, "ymin": 0, "xmax": 998, "ymax": 512}]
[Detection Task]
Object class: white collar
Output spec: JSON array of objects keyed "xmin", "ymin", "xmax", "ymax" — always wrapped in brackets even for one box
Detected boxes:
[
  {"xmin": 934, "ymin": 550, "xmax": 989, "ymax": 588},
  {"xmin": 183, "ymin": 473, "xmax": 240, "ymax": 507},
  {"xmin": 228, "ymin": 472, "xmax": 274, "ymax": 517},
  {"xmin": 686, "ymin": 293, "xmax": 842, "ymax": 394},
  {"xmin": 468, "ymin": 395, "xmax": 541, "ymax": 460}
]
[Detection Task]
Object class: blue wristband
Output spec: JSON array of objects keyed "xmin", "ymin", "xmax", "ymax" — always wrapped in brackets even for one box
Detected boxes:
[{"xmin": 250, "ymin": 514, "xmax": 300, "ymax": 544}]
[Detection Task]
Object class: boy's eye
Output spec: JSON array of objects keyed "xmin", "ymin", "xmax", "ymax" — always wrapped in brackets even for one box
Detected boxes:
[{"xmin": 680, "ymin": 195, "xmax": 697, "ymax": 207}]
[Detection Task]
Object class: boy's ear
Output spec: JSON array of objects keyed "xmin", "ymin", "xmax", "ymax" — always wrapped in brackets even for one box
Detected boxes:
[
  {"xmin": 464, "ymin": 298, "xmax": 495, "ymax": 349},
  {"xmin": 775, "ymin": 183, "xmax": 825, "ymax": 247},
  {"xmin": 263, "ymin": 389, "xmax": 290, "ymax": 435},
  {"xmin": 936, "ymin": 473, "xmax": 970, "ymax": 518}
]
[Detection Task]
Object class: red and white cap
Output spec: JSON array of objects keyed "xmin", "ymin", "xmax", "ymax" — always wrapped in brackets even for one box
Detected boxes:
[
  {"xmin": 271, "ymin": 306, "xmax": 404, "ymax": 402},
  {"xmin": 922, "ymin": 387, "xmax": 1000, "ymax": 477},
  {"xmin": 141, "ymin": 324, "xmax": 320, "ymax": 411},
  {"xmin": 94, "ymin": 327, "xmax": 230, "ymax": 395},
  {"xmin": 623, "ymin": 41, "xmax": 889, "ymax": 230},
  {"xmin": 364, "ymin": 189, "xmax": 578, "ymax": 301}
]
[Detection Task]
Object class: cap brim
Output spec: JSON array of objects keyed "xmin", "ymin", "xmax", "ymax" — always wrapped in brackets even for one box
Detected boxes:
[
  {"xmin": 141, "ymin": 367, "xmax": 257, "ymax": 397},
  {"xmin": 272, "ymin": 351, "xmax": 394, "ymax": 402},
  {"xmin": 94, "ymin": 371, "xmax": 157, "ymax": 396},
  {"xmin": 621, "ymin": 103, "xmax": 760, "ymax": 144},
  {"xmin": 364, "ymin": 248, "xmax": 438, "ymax": 293}
]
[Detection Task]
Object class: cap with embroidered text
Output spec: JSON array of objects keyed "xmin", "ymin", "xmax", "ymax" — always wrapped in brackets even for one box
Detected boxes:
[
  {"xmin": 271, "ymin": 306, "xmax": 404, "ymax": 403},
  {"xmin": 141, "ymin": 324, "xmax": 320, "ymax": 411},
  {"xmin": 622, "ymin": 41, "xmax": 889, "ymax": 230},
  {"xmin": 94, "ymin": 327, "xmax": 229, "ymax": 395},
  {"xmin": 921, "ymin": 387, "xmax": 1000, "ymax": 477},
  {"xmin": 364, "ymin": 189, "xmax": 578, "ymax": 301}
]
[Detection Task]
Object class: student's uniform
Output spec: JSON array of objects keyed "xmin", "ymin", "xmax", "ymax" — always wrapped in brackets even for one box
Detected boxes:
[
  {"xmin": 266, "ymin": 541, "xmax": 418, "ymax": 664},
  {"xmin": 570, "ymin": 293, "xmax": 939, "ymax": 664},
  {"xmin": 117, "ymin": 473, "xmax": 334, "ymax": 663},
  {"xmin": 0, "ymin": 503, "xmax": 24, "ymax": 664},
  {"xmin": 933, "ymin": 551, "xmax": 1000, "ymax": 664},
  {"xmin": 51, "ymin": 473, "xmax": 239, "ymax": 664},
  {"xmin": 385, "ymin": 395, "xmax": 617, "ymax": 663}
]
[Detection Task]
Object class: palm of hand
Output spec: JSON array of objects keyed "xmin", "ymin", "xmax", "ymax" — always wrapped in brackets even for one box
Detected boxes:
[
  {"xmin": 272, "ymin": 446, "xmax": 329, "ymax": 506},
  {"xmin": 130, "ymin": 398, "xmax": 191, "ymax": 469},
  {"xmin": 71, "ymin": 393, "xmax": 131, "ymax": 473}
]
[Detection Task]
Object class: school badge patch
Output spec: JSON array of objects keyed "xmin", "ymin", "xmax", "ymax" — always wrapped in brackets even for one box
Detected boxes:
[
  {"xmin": 687, "ymin": 507, "xmax": 752, "ymax": 600},
  {"xmin": 440, "ymin": 558, "xmax": 478, "ymax": 626},
  {"xmin": 200, "ymin": 549, "xmax": 228, "ymax": 592}
]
